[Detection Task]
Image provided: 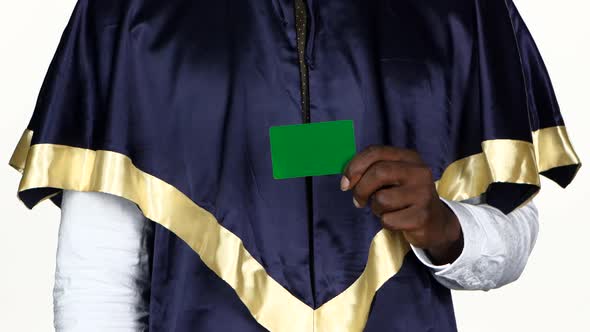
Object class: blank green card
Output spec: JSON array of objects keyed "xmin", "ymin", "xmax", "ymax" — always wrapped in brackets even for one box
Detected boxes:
[{"xmin": 269, "ymin": 120, "xmax": 356, "ymax": 179}]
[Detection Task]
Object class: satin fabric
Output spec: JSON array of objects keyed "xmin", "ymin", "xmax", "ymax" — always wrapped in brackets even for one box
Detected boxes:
[{"xmin": 14, "ymin": 0, "xmax": 579, "ymax": 331}]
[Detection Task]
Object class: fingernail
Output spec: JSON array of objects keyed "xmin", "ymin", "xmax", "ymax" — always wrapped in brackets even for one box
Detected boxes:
[
  {"xmin": 340, "ymin": 176, "xmax": 350, "ymax": 191},
  {"xmin": 353, "ymin": 197, "xmax": 360, "ymax": 208}
]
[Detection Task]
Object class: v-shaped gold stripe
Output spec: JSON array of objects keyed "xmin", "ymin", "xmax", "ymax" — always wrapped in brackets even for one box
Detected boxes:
[
  {"xmin": 9, "ymin": 130, "xmax": 410, "ymax": 331},
  {"xmin": 9, "ymin": 126, "xmax": 580, "ymax": 331}
]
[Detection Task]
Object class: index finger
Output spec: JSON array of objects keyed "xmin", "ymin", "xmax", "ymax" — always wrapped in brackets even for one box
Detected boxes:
[{"xmin": 340, "ymin": 145, "xmax": 422, "ymax": 191}]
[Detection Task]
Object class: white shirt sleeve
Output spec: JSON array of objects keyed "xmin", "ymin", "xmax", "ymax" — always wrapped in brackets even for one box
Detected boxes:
[
  {"xmin": 411, "ymin": 197, "xmax": 539, "ymax": 291},
  {"xmin": 54, "ymin": 190, "xmax": 151, "ymax": 332}
]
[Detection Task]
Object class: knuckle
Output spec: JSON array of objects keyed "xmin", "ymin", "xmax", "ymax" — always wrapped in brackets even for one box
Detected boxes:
[
  {"xmin": 347, "ymin": 162, "xmax": 360, "ymax": 177},
  {"xmin": 396, "ymin": 163, "xmax": 407, "ymax": 177},
  {"xmin": 401, "ymin": 148, "xmax": 421, "ymax": 162},
  {"xmin": 373, "ymin": 161, "xmax": 390, "ymax": 180},
  {"xmin": 374, "ymin": 190, "xmax": 389, "ymax": 206}
]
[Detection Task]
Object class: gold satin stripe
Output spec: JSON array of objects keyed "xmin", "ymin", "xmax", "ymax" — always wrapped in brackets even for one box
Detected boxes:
[
  {"xmin": 533, "ymin": 126, "xmax": 581, "ymax": 173},
  {"xmin": 436, "ymin": 140, "xmax": 539, "ymax": 201},
  {"xmin": 8, "ymin": 124, "xmax": 580, "ymax": 332},
  {"xmin": 16, "ymin": 143, "xmax": 314, "ymax": 332},
  {"xmin": 315, "ymin": 231, "xmax": 409, "ymax": 331},
  {"xmin": 436, "ymin": 150, "xmax": 493, "ymax": 202},
  {"xmin": 9, "ymin": 129, "xmax": 33, "ymax": 173},
  {"xmin": 436, "ymin": 126, "xmax": 579, "ymax": 201}
]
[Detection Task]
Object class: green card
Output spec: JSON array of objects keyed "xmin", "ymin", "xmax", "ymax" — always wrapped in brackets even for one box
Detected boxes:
[{"xmin": 269, "ymin": 120, "xmax": 357, "ymax": 179}]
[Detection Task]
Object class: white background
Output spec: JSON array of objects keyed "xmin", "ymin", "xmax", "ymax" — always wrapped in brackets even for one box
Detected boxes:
[{"xmin": 0, "ymin": 1, "xmax": 588, "ymax": 331}]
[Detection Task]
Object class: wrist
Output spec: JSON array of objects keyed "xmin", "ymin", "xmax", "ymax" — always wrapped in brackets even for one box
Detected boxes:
[{"xmin": 426, "ymin": 204, "xmax": 463, "ymax": 265}]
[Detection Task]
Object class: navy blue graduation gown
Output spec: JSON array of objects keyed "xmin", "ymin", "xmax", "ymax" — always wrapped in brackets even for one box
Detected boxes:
[{"xmin": 9, "ymin": 0, "xmax": 580, "ymax": 331}]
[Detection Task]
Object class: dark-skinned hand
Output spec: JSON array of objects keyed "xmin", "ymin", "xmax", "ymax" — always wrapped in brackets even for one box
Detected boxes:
[{"xmin": 340, "ymin": 145, "xmax": 463, "ymax": 265}]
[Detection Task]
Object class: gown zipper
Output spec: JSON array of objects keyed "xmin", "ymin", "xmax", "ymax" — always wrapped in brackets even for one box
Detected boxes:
[
  {"xmin": 293, "ymin": 0, "xmax": 316, "ymax": 308},
  {"xmin": 294, "ymin": 0, "xmax": 311, "ymax": 124}
]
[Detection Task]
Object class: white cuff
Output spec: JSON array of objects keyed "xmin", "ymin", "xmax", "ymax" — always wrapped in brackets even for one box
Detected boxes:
[
  {"xmin": 412, "ymin": 197, "xmax": 539, "ymax": 291},
  {"xmin": 410, "ymin": 197, "xmax": 479, "ymax": 275}
]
